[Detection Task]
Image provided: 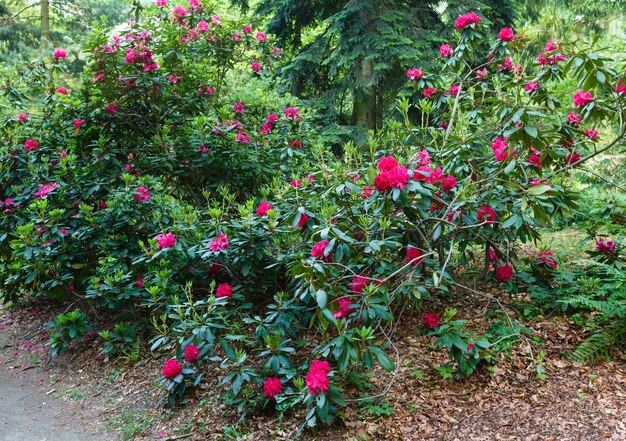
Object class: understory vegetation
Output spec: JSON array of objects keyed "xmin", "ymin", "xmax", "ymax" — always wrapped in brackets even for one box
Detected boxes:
[{"xmin": 0, "ymin": 0, "xmax": 625, "ymax": 435}]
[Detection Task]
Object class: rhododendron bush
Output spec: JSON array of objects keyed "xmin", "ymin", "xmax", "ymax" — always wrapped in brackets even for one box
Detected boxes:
[{"xmin": 2, "ymin": 6, "xmax": 626, "ymax": 429}]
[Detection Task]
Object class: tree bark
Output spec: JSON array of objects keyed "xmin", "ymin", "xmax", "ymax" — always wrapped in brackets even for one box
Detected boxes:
[
  {"xmin": 351, "ymin": 56, "xmax": 377, "ymax": 130},
  {"xmin": 41, "ymin": 0, "xmax": 51, "ymax": 44}
]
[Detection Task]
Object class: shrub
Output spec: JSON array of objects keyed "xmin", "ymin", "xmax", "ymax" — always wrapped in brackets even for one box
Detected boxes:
[{"xmin": 2, "ymin": 4, "xmax": 626, "ymax": 430}]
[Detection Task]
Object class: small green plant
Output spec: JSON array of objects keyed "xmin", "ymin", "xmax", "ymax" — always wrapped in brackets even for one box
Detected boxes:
[
  {"xmin": 356, "ymin": 399, "xmax": 394, "ymax": 418},
  {"xmin": 108, "ymin": 409, "xmax": 152, "ymax": 441},
  {"xmin": 47, "ymin": 310, "xmax": 91, "ymax": 356}
]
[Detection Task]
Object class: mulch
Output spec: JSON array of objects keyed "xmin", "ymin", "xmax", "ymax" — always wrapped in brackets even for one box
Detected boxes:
[{"xmin": 1, "ymin": 286, "xmax": 625, "ymax": 441}]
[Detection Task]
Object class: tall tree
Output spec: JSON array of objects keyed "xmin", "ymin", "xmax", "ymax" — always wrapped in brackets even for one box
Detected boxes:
[{"xmin": 233, "ymin": 0, "xmax": 518, "ymax": 130}]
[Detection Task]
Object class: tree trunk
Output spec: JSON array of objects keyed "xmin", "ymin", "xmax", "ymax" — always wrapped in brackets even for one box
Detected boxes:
[
  {"xmin": 41, "ymin": 0, "xmax": 51, "ymax": 44},
  {"xmin": 351, "ymin": 56, "xmax": 377, "ymax": 130}
]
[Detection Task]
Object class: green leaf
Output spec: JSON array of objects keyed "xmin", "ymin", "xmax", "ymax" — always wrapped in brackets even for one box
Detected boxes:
[
  {"xmin": 527, "ymin": 185, "xmax": 551, "ymax": 195},
  {"xmin": 368, "ymin": 346, "xmax": 395, "ymax": 371},
  {"xmin": 316, "ymin": 289, "xmax": 327, "ymax": 309}
]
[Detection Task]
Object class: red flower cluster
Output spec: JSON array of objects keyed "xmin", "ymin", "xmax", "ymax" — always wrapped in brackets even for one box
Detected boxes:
[
  {"xmin": 183, "ymin": 344, "xmax": 200, "ymax": 363},
  {"xmin": 498, "ymin": 27, "xmax": 516, "ymax": 42},
  {"xmin": 156, "ymin": 232, "xmax": 176, "ymax": 249},
  {"xmin": 374, "ymin": 156, "xmax": 409, "ymax": 192},
  {"xmin": 311, "ymin": 239, "xmax": 331, "ymax": 262},
  {"xmin": 491, "ymin": 136, "xmax": 514, "ymax": 162},
  {"xmin": 455, "ymin": 11, "xmax": 481, "ymax": 30},
  {"xmin": 209, "ymin": 232, "xmax": 229, "ymax": 252},
  {"xmin": 333, "ymin": 298, "xmax": 353, "ymax": 319},
  {"xmin": 405, "ymin": 247, "xmax": 424, "ymax": 265},
  {"xmin": 256, "ymin": 201, "xmax": 273, "ymax": 216},
  {"xmin": 477, "ymin": 206, "xmax": 496, "ymax": 224},
  {"xmin": 406, "ymin": 68, "xmax": 425, "ymax": 82},
  {"xmin": 573, "ymin": 91, "xmax": 593, "ymax": 107},
  {"xmin": 24, "ymin": 140, "xmax": 39, "ymax": 152},
  {"xmin": 535, "ymin": 251, "xmax": 557, "ymax": 269},
  {"xmin": 596, "ymin": 237, "xmax": 617, "ymax": 256},
  {"xmin": 134, "ymin": 187, "xmax": 150, "ymax": 202},
  {"xmin": 495, "ymin": 264, "xmax": 513, "ymax": 282},
  {"xmin": 305, "ymin": 360, "xmax": 331, "ymax": 395},
  {"xmin": 439, "ymin": 44, "xmax": 453, "ymax": 57},
  {"xmin": 216, "ymin": 283, "xmax": 233, "ymax": 299},
  {"xmin": 162, "ymin": 359, "xmax": 182, "ymax": 379},
  {"xmin": 263, "ymin": 377, "xmax": 283, "ymax": 398},
  {"xmin": 423, "ymin": 312, "xmax": 441, "ymax": 329}
]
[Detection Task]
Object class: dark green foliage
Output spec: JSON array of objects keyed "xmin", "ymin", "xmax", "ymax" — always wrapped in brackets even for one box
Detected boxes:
[{"xmin": 47, "ymin": 309, "xmax": 92, "ymax": 355}]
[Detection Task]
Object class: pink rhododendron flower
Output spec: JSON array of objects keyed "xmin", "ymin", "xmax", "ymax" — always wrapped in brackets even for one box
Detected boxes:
[
  {"xmin": 306, "ymin": 360, "xmax": 330, "ymax": 395},
  {"xmin": 171, "ymin": 6, "xmax": 187, "ymax": 19},
  {"xmin": 378, "ymin": 156, "xmax": 399, "ymax": 172},
  {"xmin": 536, "ymin": 251, "xmax": 557, "ymax": 269},
  {"xmin": 527, "ymin": 154, "xmax": 542, "ymax": 168},
  {"xmin": 290, "ymin": 179, "xmax": 302, "ymax": 188},
  {"xmin": 211, "ymin": 14, "xmax": 221, "ymax": 25},
  {"xmin": 423, "ymin": 313, "xmax": 441, "ymax": 329},
  {"xmin": 585, "ymin": 129, "xmax": 599, "ymax": 140},
  {"xmin": 495, "ymin": 264, "xmax": 513, "ymax": 282},
  {"xmin": 616, "ymin": 80, "xmax": 626, "ymax": 95},
  {"xmin": 196, "ymin": 21, "xmax": 209, "ymax": 33},
  {"xmin": 477, "ymin": 206, "xmax": 496, "ymax": 224},
  {"xmin": 156, "ymin": 0, "xmax": 167, "ymax": 6},
  {"xmin": 162, "ymin": 359, "xmax": 182, "ymax": 379},
  {"xmin": 567, "ymin": 112, "xmax": 581, "ymax": 126},
  {"xmin": 596, "ymin": 237, "xmax": 617, "ymax": 256},
  {"xmin": 526, "ymin": 81, "xmax": 539, "ymax": 92},
  {"xmin": 34, "ymin": 182, "xmax": 58, "ymax": 198},
  {"xmin": 360, "ymin": 185, "xmax": 374, "ymax": 199},
  {"xmin": 263, "ymin": 377, "xmax": 283, "ymax": 398},
  {"xmin": 333, "ymin": 299, "xmax": 353, "ymax": 319},
  {"xmin": 311, "ymin": 240, "xmax": 330, "ymax": 261},
  {"xmin": 255, "ymin": 32, "xmax": 266, "ymax": 42},
  {"xmin": 284, "ymin": 107, "xmax": 299, "ymax": 120},
  {"xmin": 251, "ymin": 61, "xmax": 262, "ymax": 73},
  {"xmin": 544, "ymin": 39, "xmax": 560, "ymax": 52},
  {"xmin": 56, "ymin": 87, "xmax": 68, "ymax": 95},
  {"xmin": 405, "ymin": 247, "xmax": 424, "ymax": 265},
  {"xmin": 216, "ymin": 283, "xmax": 233, "ymax": 299},
  {"xmin": 243, "ymin": 24, "xmax": 252, "ymax": 34},
  {"xmin": 209, "ymin": 232, "xmax": 229, "ymax": 251},
  {"xmin": 73, "ymin": 119, "xmax": 85, "ymax": 129},
  {"xmin": 136, "ymin": 277, "xmax": 144, "ymax": 288},
  {"xmin": 233, "ymin": 102, "xmax": 245, "ymax": 114},
  {"xmin": 491, "ymin": 136, "xmax": 513, "ymax": 161},
  {"xmin": 573, "ymin": 91, "xmax": 593, "ymax": 107},
  {"xmin": 374, "ymin": 165, "xmax": 410, "ymax": 192},
  {"xmin": 289, "ymin": 139, "xmax": 302, "ymax": 149},
  {"xmin": 53, "ymin": 48, "xmax": 67, "ymax": 59},
  {"xmin": 439, "ymin": 43, "xmax": 453, "ymax": 57},
  {"xmin": 455, "ymin": 11, "xmax": 481, "ymax": 30},
  {"xmin": 350, "ymin": 276, "xmax": 371, "ymax": 294},
  {"xmin": 17, "ymin": 113, "xmax": 29, "ymax": 122},
  {"xmin": 256, "ymin": 201, "xmax": 273, "ymax": 216},
  {"xmin": 156, "ymin": 232, "xmax": 176, "ymax": 249},
  {"xmin": 266, "ymin": 114, "xmax": 278, "ymax": 123},
  {"xmin": 489, "ymin": 249, "xmax": 500, "ymax": 262},
  {"xmin": 448, "ymin": 85, "xmax": 460, "ymax": 96},
  {"xmin": 406, "ymin": 68, "xmax": 424, "ymax": 81},
  {"xmin": 105, "ymin": 103, "xmax": 118, "ymax": 114},
  {"xmin": 168, "ymin": 75, "xmax": 179, "ymax": 84},
  {"xmin": 183, "ymin": 344, "xmax": 200, "ymax": 363},
  {"xmin": 134, "ymin": 187, "xmax": 150, "ymax": 202},
  {"xmin": 566, "ymin": 151, "xmax": 581, "ymax": 165},
  {"xmin": 24, "ymin": 140, "xmax": 39, "ymax": 151},
  {"xmin": 498, "ymin": 27, "xmax": 515, "ymax": 41},
  {"xmin": 423, "ymin": 86, "xmax": 436, "ymax": 98},
  {"xmin": 235, "ymin": 132, "xmax": 251, "ymax": 143}
]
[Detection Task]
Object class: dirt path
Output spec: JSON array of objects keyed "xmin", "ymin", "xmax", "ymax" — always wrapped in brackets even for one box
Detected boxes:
[{"xmin": 0, "ymin": 321, "xmax": 110, "ymax": 441}]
